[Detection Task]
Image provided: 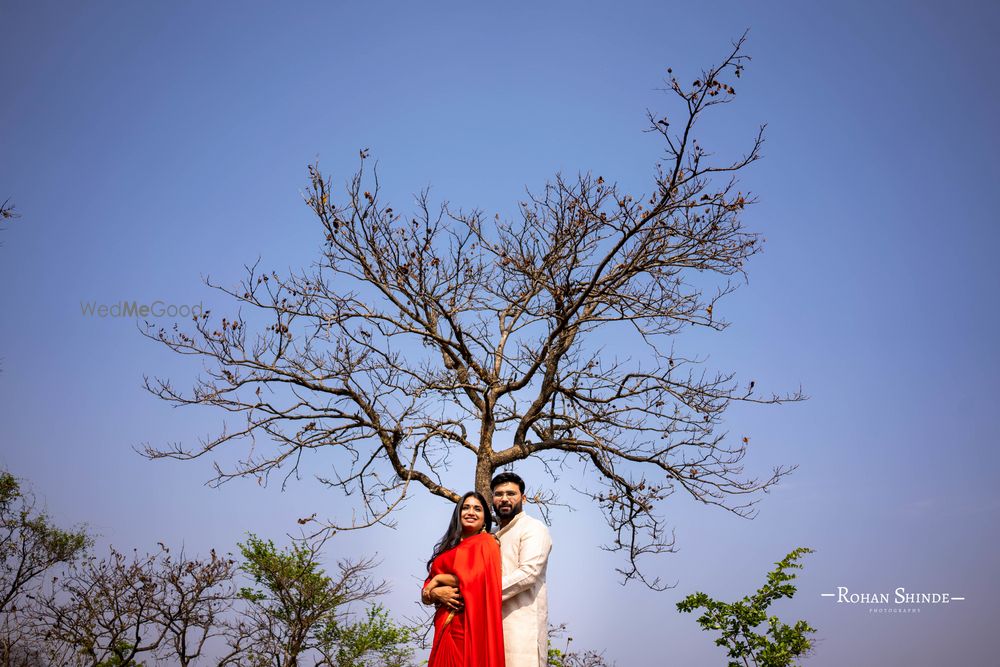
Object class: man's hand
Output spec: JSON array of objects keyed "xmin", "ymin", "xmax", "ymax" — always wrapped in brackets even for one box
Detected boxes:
[{"xmin": 429, "ymin": 585, "xmax": 463, "ymax": 611}]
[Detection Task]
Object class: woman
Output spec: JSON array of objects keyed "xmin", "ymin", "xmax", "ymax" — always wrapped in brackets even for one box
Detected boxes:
[{"xmin": 423, "ymin": 491, "xmax": 505, "ymax": 667}]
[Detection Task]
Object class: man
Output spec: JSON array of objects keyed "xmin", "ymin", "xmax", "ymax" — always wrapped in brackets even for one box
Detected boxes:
[
  {"xmin": 491, "ymin": 471, "xmax": 553, "ymax": 667},
  {"xmin": 423, "ymin": 472, "xmax": 553, "ymax": 667}
]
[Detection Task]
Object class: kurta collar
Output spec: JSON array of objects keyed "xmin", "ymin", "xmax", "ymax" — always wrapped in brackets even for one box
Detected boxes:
[{"xmin": 495, "ymin": 509, "xmax": 526, "ymax": 538}]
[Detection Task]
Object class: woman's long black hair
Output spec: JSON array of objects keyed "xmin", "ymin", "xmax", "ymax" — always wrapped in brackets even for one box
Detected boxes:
[{"xmin": 426, "ymin": 491, "xmax": 493, "ymax": 572}]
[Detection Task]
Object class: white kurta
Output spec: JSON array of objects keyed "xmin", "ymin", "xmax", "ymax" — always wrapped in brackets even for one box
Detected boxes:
[{"xmin": 496, "ymin": 510, "xmax": 552, "ymax": 667}]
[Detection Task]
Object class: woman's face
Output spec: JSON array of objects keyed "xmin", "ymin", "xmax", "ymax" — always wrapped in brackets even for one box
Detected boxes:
[{"xmin": 459, "ymin": 495, "xmax": 486, "ymax": 534}]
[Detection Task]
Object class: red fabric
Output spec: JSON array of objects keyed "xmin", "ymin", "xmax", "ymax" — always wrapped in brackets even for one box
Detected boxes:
[{"xmin": 425, "ymin": 532, "xmax": 506, "ymax": 667}]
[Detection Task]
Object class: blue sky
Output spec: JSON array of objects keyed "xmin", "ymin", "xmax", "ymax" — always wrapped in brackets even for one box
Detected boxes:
[{"xmin": 2, "ymin": 1, "xmax": 999, "ymax": 664}]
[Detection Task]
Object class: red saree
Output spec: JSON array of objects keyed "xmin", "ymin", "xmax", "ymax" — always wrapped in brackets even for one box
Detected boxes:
[{"xmin": 424, "ymin": 532, "xmax": 506, "ymax": 667}]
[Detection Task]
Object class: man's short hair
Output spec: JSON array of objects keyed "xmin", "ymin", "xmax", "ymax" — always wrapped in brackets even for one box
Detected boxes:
[{"xmin": 490, "ymin": 471, "xmax": 525, "ymax": 493}]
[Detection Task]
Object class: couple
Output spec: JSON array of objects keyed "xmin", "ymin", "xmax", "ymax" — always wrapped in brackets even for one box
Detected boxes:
[{"xmin": 422, "ymin": 472, "xmax": 552, "ymax": 667}]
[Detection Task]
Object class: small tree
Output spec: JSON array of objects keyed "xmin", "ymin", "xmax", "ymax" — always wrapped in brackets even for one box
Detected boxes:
[
  {"xmin": 38, "ymin": 547, "xmax": 167, "ymax": 667},
  {"xmin": 236, "ymin": 534, "xmax": 406, "ymax": 667},
  {"xmin": 0, "ymin": 470, "xmax": 89, "ymax": 613},
  {"xmin": 36, "ymin": 545, "xmax": 242, "ymax": 667},
  {"xmin": 0, "ymin": 470, "xmax": 89, "ymax": 664},
  {"xmin": 676, "ymin": 547, "xmax": 816, "ymax": 667}
]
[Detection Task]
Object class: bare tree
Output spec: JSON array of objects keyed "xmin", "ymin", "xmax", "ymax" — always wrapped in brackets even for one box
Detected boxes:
[
  {"xmin": 141, "ymin": 34, "xmax": 803, "ymax": 588},
  {"xmin": 37, "ymin": 547, "xmax": 169, "ymax": 666},
  {"xmin": 149, "ymin": 546, "xmax": 240, "ymax": 666},
  {"xmin": 36, "ymin": 546, "xmax": 239, "ymax": 666},
  {"xmin": 33, "ymin": 545, "xmax": 245, "ymax": 666}
]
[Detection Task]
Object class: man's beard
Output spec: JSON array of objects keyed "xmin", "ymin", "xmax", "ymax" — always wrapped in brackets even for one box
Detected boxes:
[{"xmin": 494, "ymin": 501, "xmax": 522, "ymax": 520}]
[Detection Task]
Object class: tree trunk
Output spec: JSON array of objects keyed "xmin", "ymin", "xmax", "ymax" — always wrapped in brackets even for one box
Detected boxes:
[{"xmin": 474, "ymin": 454, "xmax": 496, "ymax": 501}]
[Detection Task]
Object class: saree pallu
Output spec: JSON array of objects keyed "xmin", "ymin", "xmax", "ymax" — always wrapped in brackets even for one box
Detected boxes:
[{"xmin": 425, "ymin": 532, "xmax": 505, "ymax": 667}]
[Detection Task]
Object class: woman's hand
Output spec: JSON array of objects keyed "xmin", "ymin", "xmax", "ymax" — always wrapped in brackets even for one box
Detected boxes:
[{"xmin": 430, "ymin": 585, "xmax": 464, "ymax": 611}]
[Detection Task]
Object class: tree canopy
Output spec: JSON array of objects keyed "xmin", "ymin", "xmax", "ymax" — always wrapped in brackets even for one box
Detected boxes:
[{"xmin": 141, "ymin": 34, "xmax": 802, "ymax": 588}]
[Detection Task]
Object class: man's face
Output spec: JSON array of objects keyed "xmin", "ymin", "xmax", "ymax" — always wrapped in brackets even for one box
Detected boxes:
[{"xmin": 492, "ymin": 482, "xmax": 524, "ymax": 520}]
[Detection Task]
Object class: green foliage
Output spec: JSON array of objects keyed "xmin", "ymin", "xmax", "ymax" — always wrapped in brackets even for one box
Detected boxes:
[
  {"xmin": 237, "ymin": 533, "xmax": 414, "ymax": 667},
  {"xmin": 94, "ymin": 641, "xmax": 145, "ymax": 666},
  {"xmin": 0, "ymin": 473, "xmax": 17, "ymax": 504},
  {"xmin": 238, "ymin": 534, "xmax": 341, "ymax": 618},
  {"xmin": 676, "ymin": 547, "xmax": 816, "ymax": 667},
  {"xmin": 238, "ymin": 534, "xmax": 342, "ymax": 663},
  {"xmin": 0, "ymin": 469, "xmax": 90, "ymax": 613},
  {"xmin": 320, "ymin": 604, "xmax": 416, "ymax": 667}
]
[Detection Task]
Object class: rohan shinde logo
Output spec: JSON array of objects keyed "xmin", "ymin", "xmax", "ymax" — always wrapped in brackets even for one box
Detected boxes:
[{"xmin": 822, "ymin": 587, "xmax": 964, "ymax": 613}]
